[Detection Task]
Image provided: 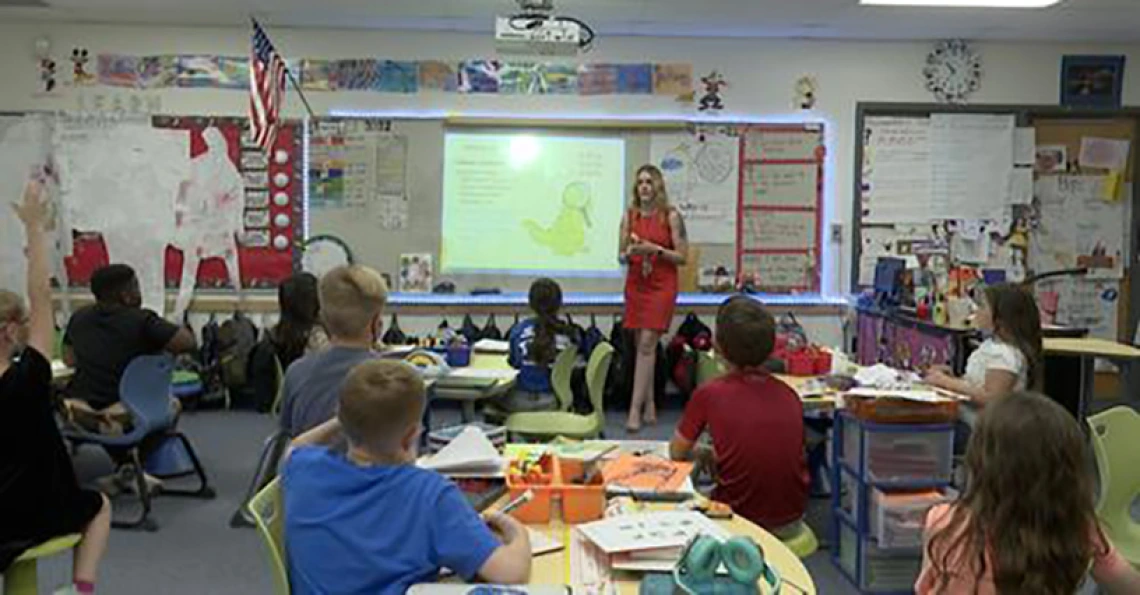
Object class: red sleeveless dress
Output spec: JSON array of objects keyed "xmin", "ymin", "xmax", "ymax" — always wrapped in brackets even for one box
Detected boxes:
[{"xmin": 623, "ymin": 209, "xmax": 678, "ymax": 332}]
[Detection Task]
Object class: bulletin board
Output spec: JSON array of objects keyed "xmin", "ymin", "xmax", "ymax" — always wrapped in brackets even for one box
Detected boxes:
[
  {"xmin": 307, "ymin": 117, "xmax": 830, "ymax": 296},
  {"xmin": 852, "ymin": 102, "xmax": 1140, "ymax": 342},
  {"xmin": 62, "ymin": 116, "xmax": 301, "ymax": 289},
  {"xmin": 737, "ymin": 124, "xmax": 824, "ymax": 292}
]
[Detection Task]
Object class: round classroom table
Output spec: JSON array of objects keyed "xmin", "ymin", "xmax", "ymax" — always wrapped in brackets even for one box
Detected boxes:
[{"xmin": 519, "ymin": 506, "xmax": 817, "ymax": 594}]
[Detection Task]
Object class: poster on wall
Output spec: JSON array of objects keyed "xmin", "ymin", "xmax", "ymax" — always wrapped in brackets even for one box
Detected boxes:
[{"xmin": 649, "ymin": 132, "xmax": 738, "ymax": 243}]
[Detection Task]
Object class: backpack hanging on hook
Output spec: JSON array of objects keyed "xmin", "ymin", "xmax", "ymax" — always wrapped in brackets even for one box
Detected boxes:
[
  {"xmin": 382, "ymin": 313, "xmax": 407, "ymax": 345},
  {"xmin": 482, "ymin": 314, "xmax": 503, "ymax": 341}
]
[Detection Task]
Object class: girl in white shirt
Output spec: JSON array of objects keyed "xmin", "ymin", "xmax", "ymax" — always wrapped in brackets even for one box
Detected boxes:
[{"xmin": 926, "ymin": 283, "xmax": 1043, "ymax": 405}]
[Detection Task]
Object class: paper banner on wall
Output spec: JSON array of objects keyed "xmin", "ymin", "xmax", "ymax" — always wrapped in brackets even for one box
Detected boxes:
[
  {"xmin": 1078, "ymin": 137, "xmax": 1131, "ymax": 171},
  {"xmin": 0, "ymin": 116, "xmax": 53, "ymax": 298},
  {"xmin": 742, "ymin": 162, "xmax": 817, "ymax": 209},
  {"xmin": 172, "ymin": 126, "xmax": 244, "ymax": 318},
  {"xmin": 332, "ymin": 59, "xmax": 379, "ymax": 90},
  {"xmin": 578, "ymin": 64, "xmax": 617, "ymax": 95},
  {"xmin": 930, "ymin": 114, "xmax": 1014, "ymax": 220},
  {"xmin": 862, "ymin": 116, "xmax": 932, "ymax": 223},
  {"xmin": 740, "ymin": 252, "xmax": 814, "ymax": 290},
  {"xmin": 175, "ymin": 56, "xmax": 248, "ymax": 89},
  {"xmin": 1031, "ymin": 175, "xmax": 1126, "ymax": 279},
  {"xmin": 418, "ymin": 61, "xmax": 458, "ymax": 92},
  {"xmin": 649, "ymin": 132, "xmax": 739, "ymax": 243},
  {"xmin": 137, "ymin": 56, "xmax": 178, "ymax": 89},
  {"xmin": 459, "ymin": 60, "xmax": 502, "ymax": 93},
  {"xmin": 374, "ymin": 60, "xmax": 418, "ymax": 93},
  {"xmin": 1053, "ymin": 279, "xmax": 1121, "ymax": 341},
  {"xmin": 653, "ymin": 63, "xmax": 693, "ymax": 96},
  {"xmin": 616, "ymin": 64, "xmax": 653, "ymax": 94},
  {"xmin": 745, "ymin": 127, "xmax": 821, "ymax": 162},
  {"xmin": 300, "ymin": 59, "xmax": 335, "ymax": 91},
  {"xmin": 741, "ymin": 210, "xmax": 817, "ymax": 251},
  {"xmin": 54, "ymin": 121, "xmax": 190, "ymax": 313},
  {"xmin": 97, "ymin": 54, "xmax": 140, "ymax": 88}
]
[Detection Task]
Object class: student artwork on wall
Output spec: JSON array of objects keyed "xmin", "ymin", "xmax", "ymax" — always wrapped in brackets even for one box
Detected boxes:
[
  {"xmin": 399, "ymin": 253, "xmax": 433, "ymax": 293},
  {"xmin": 73, "ymin": 52, "xmax": 694, "ymax": 98}
]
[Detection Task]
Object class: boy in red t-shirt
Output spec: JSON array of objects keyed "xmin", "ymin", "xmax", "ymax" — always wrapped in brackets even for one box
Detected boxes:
[{"xmin": 670, "ymin": 296, "xmax": 809, "ymax": 535}]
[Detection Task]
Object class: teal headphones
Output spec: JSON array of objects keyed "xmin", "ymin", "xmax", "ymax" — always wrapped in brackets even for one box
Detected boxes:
[{"xmin": 672, "ymin": 535, "xmax": 781, "ymax": 594}]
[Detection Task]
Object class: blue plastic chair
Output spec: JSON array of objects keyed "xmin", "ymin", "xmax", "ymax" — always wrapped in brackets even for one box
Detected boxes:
[{"xmin": 64, "ymin": 355, "xmax": 215, "ymax": 531}]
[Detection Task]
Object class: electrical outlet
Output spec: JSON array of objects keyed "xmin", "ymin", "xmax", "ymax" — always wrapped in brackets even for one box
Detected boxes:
[{"xmin": 830, "ymin": 223, "xmax": 843, "ymax": 243}]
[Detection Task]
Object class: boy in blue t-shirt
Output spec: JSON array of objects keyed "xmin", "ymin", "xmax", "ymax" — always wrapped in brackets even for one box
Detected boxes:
[{"xmin": 282, "ymin": 360, "xmax": 531, "ymax": 594}]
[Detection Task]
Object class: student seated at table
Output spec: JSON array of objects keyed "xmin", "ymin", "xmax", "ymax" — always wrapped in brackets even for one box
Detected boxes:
[
  {"xmin": 62, "ymin": 263, "xmax": 197, "ymax": 432},
  {"xmin": 924, "ymin": 282, "xmax": 1042, "ymax": 407},
  {"xmin": 1, "ymin": 181, "xmax": 112, "ymax": 595},
  {"xmin": 492, "ymin": 277, "xmax": 577, "ymax": 414},
  {"xmin": 282, "ymin": 360, "xmax": 531, "ymax": 594},
  {"xmin": 62, "ymin": 262, "xmax": 196, "ymax": 491},
  {"xmin": 270, "ymin": 272, "xmax": 328, "ymax": 370},
  {"xmin": 917, "ymin": 391, "xmax": 1140, "ymax": 595},
  {"xmin": 278, "ymin": 264, "xmax": 388, "ymax": 438},
  {"xmin": 669, "ymin": 296, "xmax": 809, "ymax": 537}
]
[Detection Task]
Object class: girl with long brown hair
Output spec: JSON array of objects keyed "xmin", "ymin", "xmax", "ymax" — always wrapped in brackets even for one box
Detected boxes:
[
  {"xmin": 925, "ymin": 283, "xmax": 1042, "ymax": 404},
  {"xmin": 917, "ymin": 391, "xmax": 1140, "ymax": 594},
  {"xmin": 497, "ymin": 278, "xmax": 576, "ymax": 413},
  {"xmin": 619, "ymin": 164, "xmax": 687, "ymax": 432}
]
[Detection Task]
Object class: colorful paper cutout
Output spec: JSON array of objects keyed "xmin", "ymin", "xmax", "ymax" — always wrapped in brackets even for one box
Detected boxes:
[
  {"xmin": 653, "ymin": 63, "xmax": 692, "ymax": 96},
  {"xmin": 418, "ymin": 61, "xmax": 457, "ymax": 92}
]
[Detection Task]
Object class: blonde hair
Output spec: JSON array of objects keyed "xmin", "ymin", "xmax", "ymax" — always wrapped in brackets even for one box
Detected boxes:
[
  {"xmin": 0, "ymin": 290, "xmax": 26, "ymax": 325},
  {"xmin": 632, "ymin": 164, "xmax": 670, "ymax": 213},
  {"xmin": 338, "ymin": 360, "xmax": 425, "ymax": 454},
  {"xmin": 318, "ymin": 265, "xmax": 388, "ymax": 338}
]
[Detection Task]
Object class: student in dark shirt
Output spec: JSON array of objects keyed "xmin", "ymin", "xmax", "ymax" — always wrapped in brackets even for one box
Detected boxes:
[
  {"xmin": 63, "ymin": 264, "xmax": 197, "ymax": 412},
  {"xmin": 1, "ymin": 181, "xmax": 111, "ymax": 595},
  {"xmin": 61, "ymin": 264, "xmax": 196, "ymax": 491}
]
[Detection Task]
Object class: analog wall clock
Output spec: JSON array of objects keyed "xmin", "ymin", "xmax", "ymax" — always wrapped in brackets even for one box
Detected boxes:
[{"xmin": 924, "ymin": 39, "xmax": 982, "ymax": 104}]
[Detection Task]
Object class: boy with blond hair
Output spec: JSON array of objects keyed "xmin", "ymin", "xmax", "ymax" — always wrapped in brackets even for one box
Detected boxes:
[
  {"xmin": 278, "ymin": 264, "xmax": 388, "ymax": 437},
  {"xmin": 283, "ymin": 360, "xmax": 531, "ymax": 594}
]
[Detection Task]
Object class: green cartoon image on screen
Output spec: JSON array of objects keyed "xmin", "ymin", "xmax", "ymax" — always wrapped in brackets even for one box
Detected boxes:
[{"xmin": 523, "ymin": 182, "xmax": 593, "ymax": 256}]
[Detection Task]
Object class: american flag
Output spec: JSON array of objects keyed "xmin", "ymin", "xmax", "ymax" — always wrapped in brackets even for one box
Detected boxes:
[{"xmin": 249, "ymin": 19, "xmax": 287, "ymax": 153}]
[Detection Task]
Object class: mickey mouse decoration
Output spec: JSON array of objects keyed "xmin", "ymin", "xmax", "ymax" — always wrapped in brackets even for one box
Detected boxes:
[
  {"xmin": 794, "ymin": 76, "xmax": 818, "ymax": 110},
  {"xmin": 70, "ymin": 47, "xmax": 94, "ymax": 85},
  {"xmin": 698, "ymin": 70, "xmax": 727, "ymax": 111}
]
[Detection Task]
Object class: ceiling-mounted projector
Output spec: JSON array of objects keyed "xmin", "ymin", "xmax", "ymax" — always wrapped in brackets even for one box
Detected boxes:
[{"xmin": 494, "ymin": 0, "xmax": 594, "ymax": 56}]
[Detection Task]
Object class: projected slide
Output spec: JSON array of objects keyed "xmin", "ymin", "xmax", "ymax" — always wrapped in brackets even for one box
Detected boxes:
[{"xmin": 441, "ymin": 133, "xmax": 626, "ymax": 273}]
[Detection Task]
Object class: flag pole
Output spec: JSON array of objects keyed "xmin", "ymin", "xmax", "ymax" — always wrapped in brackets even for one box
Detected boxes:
[{"xmin": 251, "ymin": 16, "xmax": 316, "ymax": 119}]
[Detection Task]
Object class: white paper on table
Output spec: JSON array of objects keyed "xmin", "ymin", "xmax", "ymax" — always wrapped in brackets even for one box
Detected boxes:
[
  {"xmin": 472, "ymin": 339, "xmax": 511, "ymax": 354},
  {"xmin": 1013, "ymin": 128, "xmax": 1037, "ymax": 166},
  {"xmin": 576, "ymin": 511, "xmax": 729, "ymax": 555},
  {"xmin": 853, "ymin": 363, "xmax": 920, "ymax": 389},
  {"xmin": 418, "ymin": 426, "xmax": 504, "ymax": 474},
  {"xmin": 845, "ymin": 388, "xmax": 956, "ymax": 403},
  {"xmin": 528, "ymin": 527, "xmax": 564, "ymax": 556},
  {"xmin": 930, "ymin": 114, "xmax": 1015, "ymax": 220},
  {"xmin": 443, "ymin": 367, "xmax": 519, "ymax": 381},
  {"xmin": 1079, "ymin": 137, "xmax": 1131, "ymax": 171},
  {"xmin": 1009, "ymin": 168, "xmax": 1034, "ymax": 205}
]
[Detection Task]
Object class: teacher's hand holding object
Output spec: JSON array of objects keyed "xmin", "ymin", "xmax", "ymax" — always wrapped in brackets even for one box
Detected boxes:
[{"xmin": 618, "ymin": 164, "xmax": 688, "ymax": 433}]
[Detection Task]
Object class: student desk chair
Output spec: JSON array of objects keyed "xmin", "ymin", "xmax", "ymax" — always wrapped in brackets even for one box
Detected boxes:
[{"xmin": 3, "ymin": 534, "xmax": 82, "ymax": 595}]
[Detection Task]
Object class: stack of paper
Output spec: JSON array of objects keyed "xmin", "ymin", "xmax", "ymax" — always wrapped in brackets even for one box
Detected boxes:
[
  {"xmin": 577, "ymin": 511, "xmax": 729, "ymax": 555},
  {"xmin": 418, "ymin": 426, "xmax": 505, "ymax": 478},
  {"xmin": 845, "ymin": 388, "xmax": 957, "ymax": 403},
  {"xmin": 602, "ymin": 454, "xmax": 694, "ymax": 497},
  {"xmin": 473, "ymin": 338, "xmax": 511, "ymax": 354},
  {"xmin": 853, "ymin": 363, "xmax": 920, "ymax": 390}
]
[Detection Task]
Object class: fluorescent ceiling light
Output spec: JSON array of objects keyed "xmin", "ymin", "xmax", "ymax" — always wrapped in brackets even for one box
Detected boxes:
[{"xmin": 861, "ymin": 0, "xmax": 1059, "ymax": 6}]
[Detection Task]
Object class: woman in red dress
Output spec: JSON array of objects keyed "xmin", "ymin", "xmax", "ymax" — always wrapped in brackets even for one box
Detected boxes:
[{"xmin": 620, "ymin": 165, "xmax": 688, "ymax": 432}]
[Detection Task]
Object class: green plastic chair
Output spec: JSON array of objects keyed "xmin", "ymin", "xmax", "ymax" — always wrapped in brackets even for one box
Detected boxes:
[
  {"xmin": 248, "ymin": 477, "xmax": 290, "ymax": 595},
  {"xmin": 505, "ymin": 342, "xmax": 614, "ymax": 441},
  {"xmin": 1087, "ymin": 406, "xmax": 1140, "ymax": 568},
  {"xmin": 3, "ymin": 533, "xmax": 81, "ymax": 595},
  {"xmin": 695, "ymin": 350, "xmax": 726, "ymax": 387},
  {"xmin": 779, "ymin": 522, "xmax": 820, "ymax": 559},
  {"xmin": 549, "ymin": 346, "xmax": 578, "ymax": 412}
]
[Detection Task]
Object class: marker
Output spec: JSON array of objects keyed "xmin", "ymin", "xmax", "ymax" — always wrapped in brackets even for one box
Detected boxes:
[{"xmin": 498, "ymin": 489, "xmax": 535, "ymax": 515}]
